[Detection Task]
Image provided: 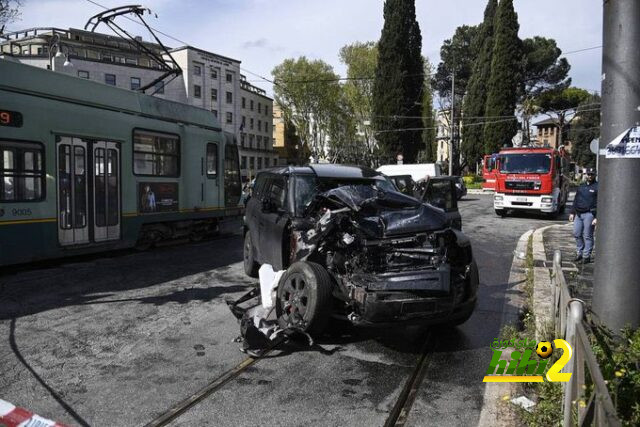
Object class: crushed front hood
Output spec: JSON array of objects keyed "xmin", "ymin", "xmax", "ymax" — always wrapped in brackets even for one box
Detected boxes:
[{"xmin": 320, "ymin": 185, "xmax": 448, "ymax": 237}]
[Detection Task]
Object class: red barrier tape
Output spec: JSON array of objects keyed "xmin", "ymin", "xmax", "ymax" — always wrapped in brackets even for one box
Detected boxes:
[{"xmin": 0, "ymin": 398, "xmax": 69, "ymax": 427}]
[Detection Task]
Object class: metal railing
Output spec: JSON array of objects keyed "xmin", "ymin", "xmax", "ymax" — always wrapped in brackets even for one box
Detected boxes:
[{"xmin": 551, "ymin": 250, "xmax": 621, "ymax": 427}]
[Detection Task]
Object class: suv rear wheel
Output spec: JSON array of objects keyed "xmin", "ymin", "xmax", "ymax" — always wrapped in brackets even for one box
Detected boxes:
[
  {"xmin": 276, "ymin": 261, "xmax": 332, "ymax": 335},
  {"xmin": 243, "ymin": 230, "xmax": 259, "ymax": 278}
]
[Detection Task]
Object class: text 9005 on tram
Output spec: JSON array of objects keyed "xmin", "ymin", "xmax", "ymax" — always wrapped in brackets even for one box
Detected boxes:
[{"xmin": 0, "ymin": 59, "xmax": 242, "ymax": 266}]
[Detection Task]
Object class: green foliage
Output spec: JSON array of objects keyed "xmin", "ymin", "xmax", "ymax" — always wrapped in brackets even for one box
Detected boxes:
[
  {"xmin": 590, "ymin": 324, "xmax": 640, "ymax": 425},
  {"xmin": 272, "ymin": 57, "xmax": 343, "ymax": 161},
  {"xmin": 483, "ymin": 0, "xmax": 522, "ymax": 154},
  {"xmin": 339, "ymin": 41, "xmax": 379, "ymax": 166},
  {"xmin": 520, "ymin": 36, "xmax": 571, "ymax": 144},
  {"xmin": 0, "ymin": 0, "xmax": 22, "ymax": 26},
  {"xmin": 462, "ymin": 0, "xmax": 497, "ymax": 167},
  {"xmin": 373, "ymin": 0, "xmax": 424, "ymax": 163},
  {"xmin": 421, "ymin": 58, "xmax": 436, "ymax": 162},
  {"xmin": 569, "ymin": 93, "xmax": 600, "ymax": 168},
  {"xmin": 432, "ymin": 24, "xmax": 480, "ymax": 99},
  {"xmin": 535, "ymin": 87, "xmax": 591, "ymax": 147},
  {"xmin": 463, "ymin": 174, "xmax": 482, "ymax": 185}
]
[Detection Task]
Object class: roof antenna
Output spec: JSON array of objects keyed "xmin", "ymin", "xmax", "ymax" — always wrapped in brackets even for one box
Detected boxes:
[{"xmin": 84, "ymin": 4, "xmax": 181, "ymax": 94}]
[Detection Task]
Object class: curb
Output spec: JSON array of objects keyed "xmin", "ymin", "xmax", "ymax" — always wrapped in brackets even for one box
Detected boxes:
[
  {"xmin": 478, "ymin": 228, "xmax": 534, "ymax": 427},
  {"xmin": 467, "ymin": 189, "xmax": 493, "ymax": 195},
  {"xmin": 531, "ymin": 225, "xmax": 557, "ymax": 340}
]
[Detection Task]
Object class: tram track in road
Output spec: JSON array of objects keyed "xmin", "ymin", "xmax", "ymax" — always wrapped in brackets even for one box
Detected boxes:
[
  {"xmin": 143, "ymin": 337, "xmax": 284, "ymax": 427},
  {"xmin": 383, "ymin": 329, "xmax": 436, "ymax": 427}
]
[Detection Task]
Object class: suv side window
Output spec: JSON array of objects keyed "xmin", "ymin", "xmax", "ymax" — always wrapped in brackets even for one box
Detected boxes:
[
  {"xmin": 253, "ymin": 174, "xmax": 269, "ymax": 199},
  {"xmin": 267, "ymin": 176, "xmax": 287, "ymax": 209}
]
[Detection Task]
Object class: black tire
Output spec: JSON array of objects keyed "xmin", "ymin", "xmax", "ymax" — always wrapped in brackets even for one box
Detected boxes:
[
  {"xmin": 276, "ymin": 261, "xmax": 333, "ymax": 335},
  {"xmin": 243, "ymin": 230, "xmax": 259, "ymax": 278},
  {"xmin": 447, "ymin": 259, "xmax": 479, "ymax": 327},
  {"xmin": 495, "ymin": 209, "xmax": 507, "ymax": 217}
]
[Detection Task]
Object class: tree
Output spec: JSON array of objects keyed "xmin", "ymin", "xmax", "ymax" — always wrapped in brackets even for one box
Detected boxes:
[
  {"xmin": 432, "ymin": 25, "xmax": 480, "ymax": 100},
  {"xmin": 420, "ymin": 58, "xmax": 436, "ymax": 162},
  {"xmin": 569, "ymin": 93, "xmax": 600, "ymax": 168},
  {"xmin": 0, "ymin": 0, "xmax": 21, "ymax": 28},
  {"xmin": 461, "ymin": 0, "xmax": 497, "ymax": 171},
  {"xmin": 483, "ymin": 0, "xmax": 522, "ymax": 154},
  {"xmin": 520, "ymin": 37, "xmax": 571, "ymax": 144},
  {"xmin": 339, "ymin": 41, "xmax": 379, "ymax": 166},
  {"xmin": 536, "ymin": 86, "xmax": 591, "ymax": 147},
  {"xmin": 372, "ymin": 0, "xmax": 424, "ymax": 163},
  {"xmin": 272, "ymin": 57, "xmax": 342, "ymax": 161}
]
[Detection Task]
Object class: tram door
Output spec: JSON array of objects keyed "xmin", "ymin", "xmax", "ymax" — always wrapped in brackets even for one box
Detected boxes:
[
  {"xmin": 56, "ymin": 137, "xmax": 120, "ymax": 246},
  {"xmin": 93, "ymin": 141, "xmax": 120, "ymax": 242}
]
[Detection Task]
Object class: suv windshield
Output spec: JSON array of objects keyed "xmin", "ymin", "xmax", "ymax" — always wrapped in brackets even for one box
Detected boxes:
[
  {"xmin": 293, "ymin": 175, "xmax": 396, "ymax": 216},
  {"xmin": 499, "ymin": 153, "xmax": 551, "ymax": 174}
]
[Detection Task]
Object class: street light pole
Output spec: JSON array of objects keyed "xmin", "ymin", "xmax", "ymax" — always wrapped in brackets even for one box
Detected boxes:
[
  {"xmin": 449, "ymin": 72, "xmax": 454, "ymax": 176},
  {"xmin": 592, "ymin": 0, "xmax": 640, "ymax": 330}
]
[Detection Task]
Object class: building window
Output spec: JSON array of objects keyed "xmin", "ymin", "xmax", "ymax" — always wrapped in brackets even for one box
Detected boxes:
[
  {"xmin": 226, "ymin": 91, "xmax": 233, "ymax": 104},
  {"xmin": 258, "ymin": 120, "xmax": 262, "ymax": 132},
  {"xmin": 226, "ymin": 112, "xmax": 233, "ymax": 124},
  {"xmin": 131, "ymin": 77, "xmax": 141, "ymax": 90},
  {"xmin": 241, "ymin": 156, "xmax": 247, "ymax": 169},
  {"xmin": 265, "ymin": 158, "xmax": 270, "ymax": 168},
  {"xmin": 265, "ymin": 105, "xmax": 269, "ymax": 116},
  {"xmin": 249, "ymin": 134, "xmax": 255, "ymax": 148},
  {"xmin": 78, "ymin": 70, "xmax": 89, "ymax": 79},
  {"xmin": 249, "ymin": 156, "xmax": 255, "ymax": 170},
  {"xmin": 257, "ymin": 136, "xmax": 262, "ymax": 148},
  {"xmin": 242, "ymin": 97, "xmax": 246, "ymax": 109},
  {"xmin": 242, "ymin": 116, "xmax": 246, "ymax": 128},
  {"xmin": 250, "ymin": 100, "xmax": 254, "ymax": 111},
  {"xmin": 241, "ymin": 134, "xmax": 246, "ymax": 147},
  {"xmin": 212, "ymin": 109, "xmax": 218, "ymax": 118},
  {"xmin": 133, "ymin": 130, "xmax": 180, "ymax": 177},
  {"xmin": 125, "ymin": 57, "xmax": 137, "ymax": 65},
  {"xmin": 154, "ymin": 81, "xmax": 165, "ymax": 94},
  {"xmin": 264, "ymin": 122, "xmax": 269, "ymax": 134},
  {"xmin": 194, "ymin": 85, "xmax": 201, "ymax": 98},
  {"xmin": 206, "ymin": 143, "xmax": 218, "ymax": 178},
  {"xmin": 250, "ymin": 118, "xmax": 254, "ymax": 130},
  {"xmin": 258, "ymin": 103, "xmax": 262, "ymax": 113},
  {"xmin": 105, "ymin": 74, "xmax": 116, "ymax": 86},
  {"xmin": 1, "ymin": 141, "xmax": 45, "ymax": 202},
  {"xmin": 211, "ymin": 69, "xmax": 218, "ymax": 79},
  {"xmin": 211, "ymin": 88, "xmax": 218, "ymax": 101},
  {"xmin": 257, "ymin": 157, "xmax": 262, "ymax": 170},
  {"xmin": 226, "ymin": 72, "xmax": 233, "ymax": 83},
  {"xmin": 194, "ymin": 64, "xmax": 202, "ymax": 76}
]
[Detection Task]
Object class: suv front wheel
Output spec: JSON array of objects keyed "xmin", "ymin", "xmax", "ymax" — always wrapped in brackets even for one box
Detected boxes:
[{"xmin": 243, "ymin": 230, "xmax": 259, "ymax": 278}]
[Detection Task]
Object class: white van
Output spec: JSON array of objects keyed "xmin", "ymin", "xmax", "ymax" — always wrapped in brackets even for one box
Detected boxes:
[{"xmin": 376, "ymin": 163, "xmax": 442, "ymax": 182}]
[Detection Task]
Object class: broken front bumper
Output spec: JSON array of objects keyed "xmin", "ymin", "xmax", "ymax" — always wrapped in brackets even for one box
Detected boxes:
[{"xmin": 347, "ymin": 264, "xmax": 474, "ymax": 324}]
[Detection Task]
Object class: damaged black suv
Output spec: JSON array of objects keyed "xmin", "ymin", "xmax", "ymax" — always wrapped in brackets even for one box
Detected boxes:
[{"xmin": 243, "ymin": 165, "xmax": 478, "ymax": 334}]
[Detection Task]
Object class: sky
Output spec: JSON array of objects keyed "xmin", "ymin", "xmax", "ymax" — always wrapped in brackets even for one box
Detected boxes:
[{"xmin": 6, "ymin": 0, "xmax": 604, "ymax": 97}]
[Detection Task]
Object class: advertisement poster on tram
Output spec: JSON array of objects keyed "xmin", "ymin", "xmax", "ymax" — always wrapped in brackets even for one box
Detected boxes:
[{"xmin": 138, "ymin": 182, "xmax": 179, "ymax": 213}]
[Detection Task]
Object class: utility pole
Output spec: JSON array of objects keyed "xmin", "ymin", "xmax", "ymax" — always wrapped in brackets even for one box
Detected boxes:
[
  {"xmin": 449, "ymin": 72, "xmax": 455, "ymax": 176},
  {"xmin": 592, "ymin": 0, "xmax": 640, "ymax": 330}
]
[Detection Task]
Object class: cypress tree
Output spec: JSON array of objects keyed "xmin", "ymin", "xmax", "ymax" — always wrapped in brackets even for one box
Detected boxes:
[
  {"xmin": 483, "ymin": 0, "xmax": 522, "ymax": 154},
  {"xmin": 373, "ymin": 0, "xmax": 424, "ymax": 163},
  {"xmin": 461, "ymin": 0, "xmax": 497, "ymax": 169}
]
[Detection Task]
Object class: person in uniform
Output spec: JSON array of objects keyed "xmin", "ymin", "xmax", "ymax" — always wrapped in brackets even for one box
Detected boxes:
[{"xmin": 569, "ymin": 168, "xmax": 598, "ymax": 263}]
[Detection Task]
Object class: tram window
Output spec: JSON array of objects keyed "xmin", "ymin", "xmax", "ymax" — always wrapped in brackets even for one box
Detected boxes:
[
  {"xmin": 133, "ymin": 130, "xmax": 180, "ymax": 177},
  {"xmin": 0, "ymin": 141, "xmax": 45, "ymax": 202},
  {"xmin": 224, "ymin": 143, "xmax": 241, "ymax": 206},
  {"xmin": 206, "ymin": 143, "xmax": 218, "ymax": 178}
]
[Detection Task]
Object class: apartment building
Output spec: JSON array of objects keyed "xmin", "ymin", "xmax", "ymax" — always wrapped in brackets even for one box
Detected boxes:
[{"xmin": 0, "ymin": 27, "xmax": 276, "ymax": 180}]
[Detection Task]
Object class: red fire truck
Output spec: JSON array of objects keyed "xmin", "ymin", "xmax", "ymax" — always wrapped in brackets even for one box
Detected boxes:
[
  {"xmin": 482, "ymin": 154, "xmax": 498, "ymax": 191},
  {"xmin": 493, "ymin": 147, "xmax": 570, "ymax": 217}
]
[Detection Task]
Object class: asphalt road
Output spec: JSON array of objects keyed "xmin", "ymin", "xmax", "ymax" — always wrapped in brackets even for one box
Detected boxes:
[{"xmin": 0, "ymin": 194, "xmax": 568, "ymax": 426}]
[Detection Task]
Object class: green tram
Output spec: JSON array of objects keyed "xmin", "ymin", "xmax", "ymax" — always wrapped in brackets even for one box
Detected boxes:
[{"xmin": 0, "ymin": 59, "xmax": 242, "ymax": 266}]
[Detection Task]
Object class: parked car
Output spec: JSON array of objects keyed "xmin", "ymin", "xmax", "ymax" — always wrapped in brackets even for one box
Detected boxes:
[{"xmin": 243, "ymin": 165, "xmax": 478, "ymax": 334}]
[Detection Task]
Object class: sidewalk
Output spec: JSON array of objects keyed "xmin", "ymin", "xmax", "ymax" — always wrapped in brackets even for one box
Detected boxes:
[{"xmin": 542, "ymin": 224, "xmax": 595, "ymax": 306}]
